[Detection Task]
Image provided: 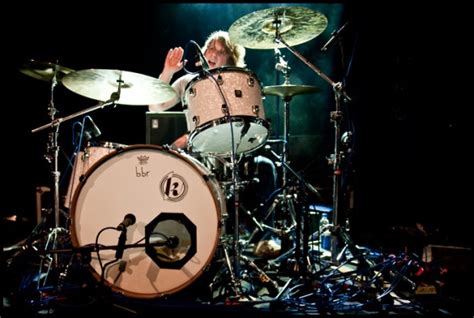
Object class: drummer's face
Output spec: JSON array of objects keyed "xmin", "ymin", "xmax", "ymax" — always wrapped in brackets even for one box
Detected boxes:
[{"xmin": 204, "ymin": 39, "xmax": 231, "ymax": 69}]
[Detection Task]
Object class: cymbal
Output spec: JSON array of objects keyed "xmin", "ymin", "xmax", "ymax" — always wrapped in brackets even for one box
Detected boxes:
[
  {"xmin": 62, "ymin": 69, "xmax": 177, "ymax": 105},
  {"xmin": 229, "ymin": 7, "xmax": 328, "ymax": 49},
  {"xmin": 19, "ymin": 59, "xmax": 75, "ymax": 82},
  {"xmin": 263, "ymin": 84, "xmax": 321, "ymax": 98}
]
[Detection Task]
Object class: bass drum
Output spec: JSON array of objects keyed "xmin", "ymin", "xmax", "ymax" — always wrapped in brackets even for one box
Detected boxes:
[{"xmin": 70, "ymin": 145, "xmax": 226, "ymax": 299}]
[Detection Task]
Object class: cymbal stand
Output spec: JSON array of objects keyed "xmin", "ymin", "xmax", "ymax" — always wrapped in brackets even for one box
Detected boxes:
[
  {"xmin": 31, "ymin": 78, "xmax": 122, "ymax": 287},
  {"xmin": 273, "ymin": 17, "xmax": 351, "ymax": 265},
  {"xmin": 265, "ymin": 97, "xmax": 322, "ymax": 276},
  {"xmin": 42, "ymin": 65, "xmax": 63, "ymax": 270}
]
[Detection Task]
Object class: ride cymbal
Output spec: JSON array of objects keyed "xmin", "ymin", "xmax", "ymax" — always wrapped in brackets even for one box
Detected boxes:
[
  {"xmin": 229, "ymin": 7, "xmax": 328, "ymax": 49},
  {"xmin": 62, "ymin": 69, "xmax": 177, "ymax": 105},
  {"xmin": 263, "ymin": 84, "xmax": 321, "ymax": 98},
  {"xmin": 19, "ymin": 59, "xmax": 75, "ymax": 82}
]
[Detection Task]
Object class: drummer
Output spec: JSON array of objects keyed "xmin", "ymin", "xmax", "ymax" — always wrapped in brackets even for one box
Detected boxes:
[
  {"xmin": 148, "ymin": 30, "xmax": 277, "ymax": 215},
  {"xmin": 149, "ymin": 30, "xmax": 246, "ymax": 148}
]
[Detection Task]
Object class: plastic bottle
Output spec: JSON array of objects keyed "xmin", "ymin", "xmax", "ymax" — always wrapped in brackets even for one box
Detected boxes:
[{"xmin": 320, "ymin": 213, "xmax": 331, "ymax": 251}]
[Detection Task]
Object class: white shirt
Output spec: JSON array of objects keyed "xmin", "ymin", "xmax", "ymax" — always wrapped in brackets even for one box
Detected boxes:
[{"xmin": 149, "ymin": 73, "xmax": 198, "ymax": 131}]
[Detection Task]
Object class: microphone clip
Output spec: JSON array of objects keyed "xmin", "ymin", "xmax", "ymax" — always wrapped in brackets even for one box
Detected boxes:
[
  {"xmin": 321, "ymin": 21, "xmax": 349, "ymax": 52},
  {"xmin": 115, "ymin": 230, "xmax": 127, "ymax": 259}
]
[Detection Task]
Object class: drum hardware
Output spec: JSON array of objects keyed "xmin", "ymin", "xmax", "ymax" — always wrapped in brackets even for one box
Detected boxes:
[
  {"xmin": 31, "ymin": 68, "xmax": 125, "ymax": 220},
  {"xmin": 29, "ymin": 67, "xmax": 129, "ymax": 286},
  {"xmin": 18, "ymin": 233, "xmax": 179, "ymax": 297},
  {"xmin": 230, "ymin": 7, "xmax": 352, "ymax": 267},
  {"xmin": 219, "ymin": 71, "xmax": 244, "ymax": 295},
  {"xmin": 206, "ymin": 236, "xmax": 281, "ymax": 300},
  {"xmin": 259, "ymin": 81, "xmax": 323, "ymax": 277},
  {"xmin": 239, "ymin": 254, "xmax": 280, "ymax": 297},
  {"xmin": 185, "ymin": 67, "xmax": 259, "ymax": 296},
  {"xmin": 208, "ymin": 7, "xmax": 329, "ymax": 297},
  {"xmin": 57, "ymin": 68, "xmax": 176, "ymax": 206},
  {"xmin": 35, "ymin": 186, "xmax": 51, "ymax": 225},
  {"xmin": 22, "ymin": 60, "xmax": 69, "ymax": 269},
  {"xmin": 271, "ymin": 39, "xmax": 350, "ymax": 266}
]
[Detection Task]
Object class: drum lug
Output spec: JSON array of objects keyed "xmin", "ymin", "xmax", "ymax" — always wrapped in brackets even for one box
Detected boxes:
[
  {"xmin": 221, "ymin": 104, "xmax": 229, "ymax": 115},
  {"xmin": 189, "ymin": 87, "xmax": 196, "ymax": 97},
  {"xmin": 247, "ymin": 77, "xmax": 255, "ymax": 87},
  {"xmin": 217, "ymin": 74, "xmax": 224, "ymax": 85},
  {"xmin": 252, "ymin": 105, "xmax": 260, "ymax": 115},
  {"xmin": 193, "ymin": 115, "xmax": 200, "ymax": 126}
]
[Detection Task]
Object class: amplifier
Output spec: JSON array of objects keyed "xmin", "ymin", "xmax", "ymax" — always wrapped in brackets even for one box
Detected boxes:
[{"xmin": 145, "ymin": 111, "xmax": 187, "ymax": 146}]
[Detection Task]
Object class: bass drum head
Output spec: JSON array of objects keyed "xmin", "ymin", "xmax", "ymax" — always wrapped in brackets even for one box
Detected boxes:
[{"xmin": 70, "ymin": 144, "xmax": 225, "ymax": 299}]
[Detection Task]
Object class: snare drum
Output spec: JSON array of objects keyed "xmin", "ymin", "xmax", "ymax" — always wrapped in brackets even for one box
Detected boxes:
[
  {"xmin": 185, "ymin": 67, "xmax": 269, "ymax": 156},
  {"xmin": 69, "ymin": 145, "xmax": 226, "ymax": 299},
  {"xmin": 64, "ymin": 141, "xmax": 126, "ymax": 208}
]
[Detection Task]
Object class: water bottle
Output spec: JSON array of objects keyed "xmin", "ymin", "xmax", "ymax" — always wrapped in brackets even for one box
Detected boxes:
[{"xmin": 320, "ymin": 213, "xmax": 331, "ymax": 251}]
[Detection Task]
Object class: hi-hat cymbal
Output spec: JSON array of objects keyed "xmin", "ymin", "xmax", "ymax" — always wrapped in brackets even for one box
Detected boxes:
[
  {"xmin": 229, "ymin": 7, "xmax": 328, "ymax": 49},
  {"xmin": 19, "ymin": 59, "xmax": 75, "ymax": 82},
  {"xmin": 263, "ymin": 84, "xmax": 321, "ymax": 98},
  {"xmin": 62, "ymin": 69, "xmax": 177, "ymax": 105}
]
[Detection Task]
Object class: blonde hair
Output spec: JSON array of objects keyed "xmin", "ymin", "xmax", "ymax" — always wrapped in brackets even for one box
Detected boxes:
[{"xmin": 202, "ymin": 30, "xmax": 246, "ymax": 68}]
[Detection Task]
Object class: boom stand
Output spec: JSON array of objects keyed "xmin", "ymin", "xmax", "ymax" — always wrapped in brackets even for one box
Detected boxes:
[
  {"xmin": 272, "ymin": 23, "xmax": 351, "ymax": 265},
  {"xmin": 242, "ymin": 56, "xmax": 324, "ymax": 278},
  {"xmin": 32, "ymin": 83, "xmax": 121, "ymax": 280},
  {"xmin": 32, "ymin": 66, "xmax": 64, "ymax": 268}
]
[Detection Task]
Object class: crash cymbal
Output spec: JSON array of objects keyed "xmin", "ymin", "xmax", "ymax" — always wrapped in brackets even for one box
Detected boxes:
[
  {"xmin": 19, "ymin": 59, "xmax": 75, "ymax": 82},
  {"xmin": 229, "ymin": 7, "xmax": 328, "ymax": 49},
  {"xmin": 263, "ymin": 84, "xmax": 321, "ymax": 98},
  {"xmin": 62, "ymin": 69, "xmax": 177, "ymax": 105}
]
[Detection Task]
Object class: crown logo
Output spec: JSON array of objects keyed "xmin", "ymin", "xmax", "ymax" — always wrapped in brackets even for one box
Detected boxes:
[{"xmin": 137, "ymin": 155, "xmax": 149, "ymax": 165}]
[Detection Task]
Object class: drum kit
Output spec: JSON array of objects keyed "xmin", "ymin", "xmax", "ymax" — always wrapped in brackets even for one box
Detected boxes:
[{"xmin": 11, "ymin": 6, "xmax": 356, "ymax": 306}]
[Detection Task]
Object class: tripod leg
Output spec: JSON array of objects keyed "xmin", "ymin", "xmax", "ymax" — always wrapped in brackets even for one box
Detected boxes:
[
  {"xmin": 240, "ymin": 254, "xmax": 280, "ymax": 297},
  {"xmin": 220, "ymin": 238, "xmax": 241, "ymax": 298},
  {"xmin": 241, "ymin": 189, "xmax": 282, "ymax": 249}
]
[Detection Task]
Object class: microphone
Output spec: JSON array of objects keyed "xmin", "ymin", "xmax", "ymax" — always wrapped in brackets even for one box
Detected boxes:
[
  {"xmin": 149, "ymin": 235, "xmax": 179, "ymax": 248},
  {"xmin": 86, "ymin": 116, "xmax": 102, "ymax": 138},
  {"xmin": 115, "ymin": 213, "xmax": 136, "ymax": 259},
  {"xmin": 190, "ymin": 40, "xmax": 209, "ymax": 70},
  {"xmin": 117, "ymin": 213, "xmax": 136, "ymax": 231},
  {"xmin": 321, "ymin": 21, "xmax": 349, "ymax": 52}
]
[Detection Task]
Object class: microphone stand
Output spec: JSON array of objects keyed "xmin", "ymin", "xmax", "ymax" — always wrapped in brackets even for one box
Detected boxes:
[
  {"xmin": 27, "ymin": 238, "xmax": 172, "ymax": 295},
  {"xmin": 33, "ymin": 240, "xmax": 173, "ymax": 256},
  {"xmin": 272, "ymin": 16, "xmax": 351, "ymax": 266}
]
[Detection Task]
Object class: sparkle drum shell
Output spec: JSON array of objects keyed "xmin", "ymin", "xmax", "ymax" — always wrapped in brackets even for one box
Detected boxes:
[{"xmin": 185, "ymin": 67, "xmax": 269, "ymax": 156}]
